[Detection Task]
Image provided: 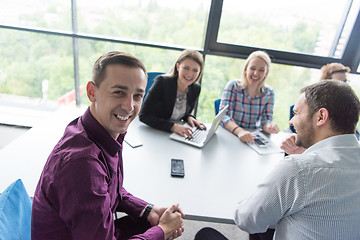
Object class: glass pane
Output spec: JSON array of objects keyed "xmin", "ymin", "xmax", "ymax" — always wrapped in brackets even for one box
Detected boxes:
[
  {"xmin": 197, "ymin": 55, "xmax": 317, "ymax": 131},
  {"xmin": 218, "ymin": 0, "xmax": 359, "ymax": 58},
  {"xmin": 0, "ymin": 0, "xmax": 72, "ymax": 31},
  {"xmin": 77, "ymin": 39, "xmax": 183, "ymax": 104},
  {"xmin": 76, "ymin": 0, "xmax": 211, "ymax": 49},
  {"xmin": 0, "ymin": 29, "xmax": 73, "ymax": 111},
  {"xmin": 197, "ymin": 55, "xmax": 243, "ymax": 123},
  {"xmin": 348, "ymin": 73, "xmax": 360, "ymax": 94}
]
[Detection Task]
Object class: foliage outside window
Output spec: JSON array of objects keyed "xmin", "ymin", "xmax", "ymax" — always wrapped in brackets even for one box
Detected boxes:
[
  {"xmin": 218, "ymin": 0, "xmax": 356, "ymax": 58},
  {"xmin": 0, "ymin": 0, "xmax": 359, "ymax": 131}
]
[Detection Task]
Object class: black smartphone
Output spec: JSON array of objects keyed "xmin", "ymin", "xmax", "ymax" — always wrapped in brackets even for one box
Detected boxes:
[
  {"xmin": 171, "ymin": 159, "xmax": 185, "ymax": 177},
  {"xmin": 254, "ymin": 138, "xmax": 266, "ymax": 147},
  {"xmin": 254, "ymin": 134, "xmax": 268, "ymax": 148}
]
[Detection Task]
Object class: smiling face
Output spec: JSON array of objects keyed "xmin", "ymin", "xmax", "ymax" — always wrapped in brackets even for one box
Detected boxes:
[
  {"xmin": 290, "ymin": 93, "xmax": 315, "ymax": 148},
  {"xmin": 87, "ymin": 64, "xmax": 147, "ymax": 139},
  {"xmin": 176, "ymin": 58, "xmax": 201, "ymax": 90},
  {"xmin": 245, "ymin": 56, "xmax": 269, "ymax": 88}
]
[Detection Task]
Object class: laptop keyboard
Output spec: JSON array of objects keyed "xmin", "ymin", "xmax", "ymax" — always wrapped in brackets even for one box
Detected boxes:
[{"xmin": 185, "ymin": 127, "xmax": 207, "ymax": 143}]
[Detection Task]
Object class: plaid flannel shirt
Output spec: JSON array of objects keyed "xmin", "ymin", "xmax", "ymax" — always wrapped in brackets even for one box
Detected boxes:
[{"xmin": 220, "ymin": 80, "xmax": 274, "ymax": 129}]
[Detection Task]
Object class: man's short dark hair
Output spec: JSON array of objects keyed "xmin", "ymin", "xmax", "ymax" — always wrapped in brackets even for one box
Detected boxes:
[
  {"xmin": 92, "ymin": 51, "xmax": 147, "ymax": 87},
  {"xmin": 301, "ymin": 80, "xmax": 360, "ymax": 134}
]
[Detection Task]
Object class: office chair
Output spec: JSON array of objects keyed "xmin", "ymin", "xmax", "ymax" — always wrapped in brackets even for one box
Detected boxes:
[
  {"xmin": 0, "ymin": 179, "xmax": 32, "ymax": 240},
  {"xmin": 214, "ymin": 98, "xmax": 221, "ymax": 115},
  {"xmin": 289, "ymin": 104, "xmax": 296, "ymax": 133},
  {"xmin": 145, "ymin": 72, "xmax": 164, "ymax": 99}
]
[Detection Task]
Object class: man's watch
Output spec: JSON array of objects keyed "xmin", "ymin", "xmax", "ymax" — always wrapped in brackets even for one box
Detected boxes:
[{"xmin": 142, "ymin": 203, "xmax": 154, "ymax": 221}]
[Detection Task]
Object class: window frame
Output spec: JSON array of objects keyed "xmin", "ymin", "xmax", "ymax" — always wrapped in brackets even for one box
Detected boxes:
[
  {"xmin": 0, "ymin": 0, "xmax": 359, "ymax": 107},
  {"xmin": 204, "ymin": 0, "xmax": 360, "ymax": 74}
]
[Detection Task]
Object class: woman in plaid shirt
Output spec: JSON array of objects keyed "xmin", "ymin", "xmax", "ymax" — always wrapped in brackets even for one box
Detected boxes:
[{"xmin": 220, "ymin": 50, "xmax": 279, "ymax": 143}]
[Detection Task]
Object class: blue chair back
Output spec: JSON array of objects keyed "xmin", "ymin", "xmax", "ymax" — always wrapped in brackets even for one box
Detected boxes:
[
  {"xmin": 214, "ymin": 98, "xmax": 221, "ymax": 115},
  {"xmin": 145, "ymin": 72, "xmax": 164, "ymax": 99},
  {"xmin": 289, "ymin": 104, "xmax": 296, "ymax": 133},
  {"xmin": 0, "ymin": 179, "xmax": 32, "ymax": 240}
]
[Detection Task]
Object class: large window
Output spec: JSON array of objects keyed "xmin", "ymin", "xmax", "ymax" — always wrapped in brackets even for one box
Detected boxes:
[
  {"xmin": 77, "ymin": 39, "xmax": 182, "ymax": 104},
  {"xmin": 218, "ymin": 0, "xmax": 360, "ymax": 58},
  {"xmin": 0, "ymin": 0, "xmax": 71, "ymax": 31},
  {"xmin": 0, "ymin": 0, "xmax": 359, "ymax": 131},
  {"xmin": 0, "ymin": 28, "xmax": 73, "ymax": 102},
  {"xmin": 77, "ymin": 0, "xmax": 211, "ymax": 49}
]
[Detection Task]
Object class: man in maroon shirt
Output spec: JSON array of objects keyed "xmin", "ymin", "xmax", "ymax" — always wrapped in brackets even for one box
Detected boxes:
[{"xmin": 31, "ymin": 51, "xmax": 184, "ymax": 240}]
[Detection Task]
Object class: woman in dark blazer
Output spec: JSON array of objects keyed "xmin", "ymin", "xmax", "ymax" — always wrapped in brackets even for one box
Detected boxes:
[{"xmin": 139, "ymin": 49, "xmax": 205, "ymax": 138}]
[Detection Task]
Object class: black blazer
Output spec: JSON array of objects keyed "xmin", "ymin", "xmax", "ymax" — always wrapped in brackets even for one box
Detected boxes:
[{"xmin": 139, "ymin": 75, "xmax": 201, "ymax": 132}]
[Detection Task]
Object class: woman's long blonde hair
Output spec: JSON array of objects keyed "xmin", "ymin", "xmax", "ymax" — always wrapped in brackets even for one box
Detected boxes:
[{"xmin": 239, "ymin": 50, "xmax": 271, "ymax": 93}]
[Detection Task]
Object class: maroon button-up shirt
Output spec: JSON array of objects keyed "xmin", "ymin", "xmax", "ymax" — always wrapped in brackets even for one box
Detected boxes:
[{"xmin": 31, "ymin": 107, "xmax": 163, "ymax": 239}]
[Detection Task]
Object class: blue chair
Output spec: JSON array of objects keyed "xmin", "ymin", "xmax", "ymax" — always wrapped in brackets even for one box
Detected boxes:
[
  {"xmin": 145, "ymin": 72, "xmax": 164, "ymax": 99},
  {"xmin": 214, "ymin": 98, "xmax": 221, "ymax": 115},
  {"xmin": 0, "ymin": 179, "xmax": 32, "ymax": 240},
  {"xmin": 289, "ymin": 104, "xmax": 296, "ymax": 133}
]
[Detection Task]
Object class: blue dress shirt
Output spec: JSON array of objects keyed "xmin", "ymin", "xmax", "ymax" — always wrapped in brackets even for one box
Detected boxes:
[{"xmin": 234, "ymin": 134, "xmax": 360, "ymax": 239}]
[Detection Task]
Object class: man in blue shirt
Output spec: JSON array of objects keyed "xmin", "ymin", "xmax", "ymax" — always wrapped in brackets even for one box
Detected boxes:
[
  {"xmin": 235, "ymin": 80, "xmax": 360, "ymax": 239},
  {"xmin": 32, "ymin": 51, "xmax": 184, "ymax": 240},
  {"xmin": 196, "ymin": 80, "xmax": 360, "ymax": 240}
]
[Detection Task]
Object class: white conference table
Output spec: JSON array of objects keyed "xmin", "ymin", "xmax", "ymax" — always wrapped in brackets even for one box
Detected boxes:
[{"xmin": 0, "ymin": 106, "xmax": 286, "ymax": 224}]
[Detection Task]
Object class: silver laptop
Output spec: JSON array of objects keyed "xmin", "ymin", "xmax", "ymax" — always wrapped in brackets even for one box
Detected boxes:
[{"xmin": 170, "ymin": 105, "xmax": 228, "ymax": 148}]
